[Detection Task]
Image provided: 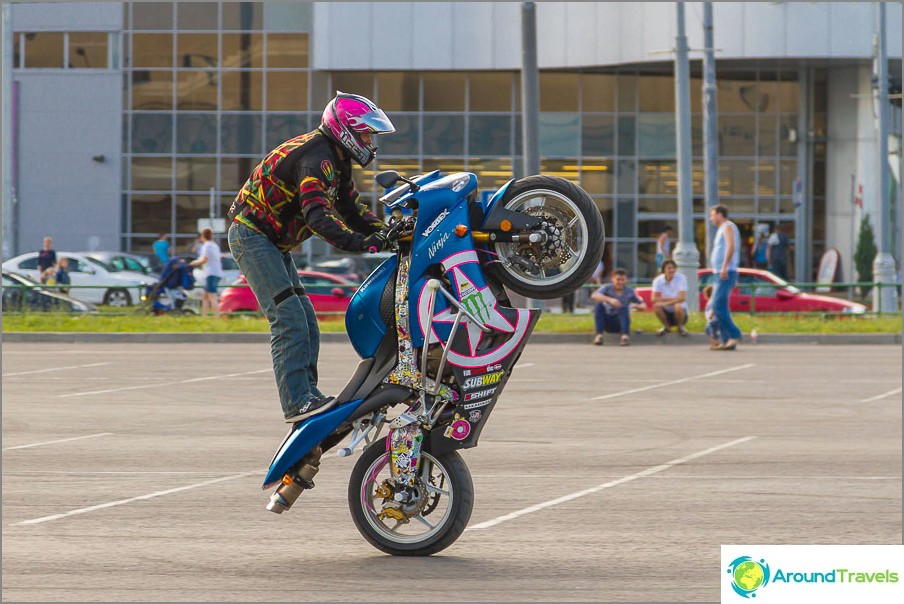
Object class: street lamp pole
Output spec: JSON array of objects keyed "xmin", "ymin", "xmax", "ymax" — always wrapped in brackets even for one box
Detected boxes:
[
  {"xmin": 673, "ymin": 2, "xmax": 700, "ymax": 311},
  {"xmin": 702, "ymin": 1, "xmax": 718, "ymax": 263}
]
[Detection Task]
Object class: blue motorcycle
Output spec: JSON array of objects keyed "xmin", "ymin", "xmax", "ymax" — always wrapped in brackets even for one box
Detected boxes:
[{"xmin": 263, "ymin": 170, "xmax": 605, "ymax": 555}]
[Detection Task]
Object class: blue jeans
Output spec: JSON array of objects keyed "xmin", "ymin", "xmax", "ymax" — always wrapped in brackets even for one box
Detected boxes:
[
  {"xmin": 710, "ymin": 270, "xmax": 742, "ymax": 343},
  {"xmin": 594, "ymin": 302, "xmax": 630, "ymax": 335},
  {"xmin": 228, "ymin": 222, "xmax": 324, "ymax": 418}
]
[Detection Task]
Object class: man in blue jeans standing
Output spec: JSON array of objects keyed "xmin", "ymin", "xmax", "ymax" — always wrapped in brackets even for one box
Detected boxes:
[
  {"xmin": 227, "ymin": 92, "xmax": 396, "ymax": 424},
  {"xmin": 709, "ymin": 204, "xmax": 743, "ymax": 350}
]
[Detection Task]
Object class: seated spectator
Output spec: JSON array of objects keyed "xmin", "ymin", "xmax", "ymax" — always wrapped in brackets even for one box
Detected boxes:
[
  {"xmin": 55, "ymin": 257, "xmax": 71, "ymax": 294},
  {"xmin": 652, "ymin": 259, "xmax": 689, "ymax": 336},
  {"xmin": 702, "ymin": 285, "xmax": 721, "ymax": 349},
  {"xmin": 591, "ymin": 268, "xmax": 645, "ymax": 346}
]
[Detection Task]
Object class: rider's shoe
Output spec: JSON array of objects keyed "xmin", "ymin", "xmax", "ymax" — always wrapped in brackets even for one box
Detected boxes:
[{"xmin": 284, "ymin": 396, "xmax": 337, "ymax": 423}]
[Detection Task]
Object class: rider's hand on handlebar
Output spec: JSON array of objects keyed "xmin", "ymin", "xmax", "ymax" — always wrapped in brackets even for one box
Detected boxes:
[{"xmin": 363, "ymin": 231, "xmax": 390, "ymax": 254}]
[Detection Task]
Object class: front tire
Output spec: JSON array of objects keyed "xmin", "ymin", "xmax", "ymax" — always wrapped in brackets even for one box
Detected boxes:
[
  {"xmin": 103, "ymin": 288, "xmax": 132, "ymax": 307},
  {"xmin": 348, "ymin": 441, "xmax": 473, "ymax": 556},
  {"xmin": 488, "ymin": 175, "xmax": 605, "ymax": 299}
]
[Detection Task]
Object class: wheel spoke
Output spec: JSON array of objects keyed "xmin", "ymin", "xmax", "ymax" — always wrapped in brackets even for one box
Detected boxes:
[
  {"xmin": 568, "ymin": 215, "xmax": 579, "ymax": 228},
  {"xmin": 388, "ymin": 520, "xmax": 403, "ymax": 533},
  {"xmin": 414, "ymin": 514, "xmax": 435, "ymax": 530},
  {"xmin": 566, "ymin": 243, "xmax": 579, "ymax": 256},
  {"xmin": 424, "ymin": 483, "xmax": 450, "ymax": 497}
]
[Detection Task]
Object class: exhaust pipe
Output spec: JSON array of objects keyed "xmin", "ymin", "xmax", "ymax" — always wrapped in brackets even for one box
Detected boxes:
[{"xmin": 266, "ymin": 447, "xmax": 322, "ymax": 514}]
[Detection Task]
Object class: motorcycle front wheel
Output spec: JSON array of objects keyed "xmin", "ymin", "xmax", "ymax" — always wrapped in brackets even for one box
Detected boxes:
[
  {"xmin": 348, "ymin": 441, "xmax": 473, "ymax": 556},
  {"xmin": 487, "ymin": 175, "xmax": 605, "ymax": 299}
]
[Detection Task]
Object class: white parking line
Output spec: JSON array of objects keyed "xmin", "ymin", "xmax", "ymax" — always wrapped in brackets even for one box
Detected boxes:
[
  {"xmin": 466, "ymin": 436, "xmax": 756, "ymax": 531},
  {"xmin": 12, "ymin": 471, "xmax": 259, "ymax": 526},
  {"xmin": 58, "ymin": 368, "xmax": 271, "ymax": 398},
  {"xmin": 3, "ymin": 432, "xmax": 113, "ymax": 451},
  {"xmin": 859, "ymin": 387, "xmax": 902, "ymax": 403},
  {"xmin": 590, "ymin": 363, "xmax": 755, "ymax": 401},
  {"xmin": 2, "ymin": 362, "xmax": 111, "ymax": 377}
]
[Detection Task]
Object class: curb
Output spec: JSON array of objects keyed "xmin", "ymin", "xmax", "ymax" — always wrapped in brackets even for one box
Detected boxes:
[{"xmin": 2, "ymin": 332, "xmax": 900, "ymax": 345}]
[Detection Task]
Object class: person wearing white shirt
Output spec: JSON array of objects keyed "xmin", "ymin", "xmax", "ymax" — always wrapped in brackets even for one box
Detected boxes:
[
  {"xmin": 651, "ymin": 259, "xmax": 689, "ymax": 336},
  {"xmin": 189, "ymin": 227, "xmax": 224, "ymax": 317}
]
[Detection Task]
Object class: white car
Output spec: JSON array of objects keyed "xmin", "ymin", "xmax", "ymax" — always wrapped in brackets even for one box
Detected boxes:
[{"xmin": 1, "ymin": 252, "xmax": 156, "ymax": 307}]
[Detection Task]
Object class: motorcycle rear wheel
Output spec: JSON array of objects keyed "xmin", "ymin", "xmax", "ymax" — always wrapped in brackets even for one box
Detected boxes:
[
  {"xmin": 348, "ymin": 441, "xmax": 473, "ymax": 556},
  {"xmin": 487, "ymin": 175, "xmax": 605, "ymax": 299}
]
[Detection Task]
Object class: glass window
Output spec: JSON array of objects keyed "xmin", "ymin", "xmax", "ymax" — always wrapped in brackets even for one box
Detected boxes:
[
  {"xmin": 618, "ymin": 74, "xmax": 637, "ymax": 112},
  {"xmin": 176, "ymin": 157, "xmax": 217, "ymax": 191},
  {"xmin": 615, "ymin": 241, "xmax": 635, "ymax": 276},
  {"xmin": 716, "ymin": 161, "xmax": 755, "ymax": 196},
  {"xmin": 266, "ymin": 114, "xmax": 310, "ymax": 149},
  {"xmin": 582, "ymin": 115, "xmax": 615, "ymax": 157},
  {"xmin": 268, "ymin": 71, "xmax": 309, "ymax": 111},
  {"xmin": 23, "ymin": 32, "xmax": 64, "ymax": 68},
  {"xmin": 725, "ymin": 198, "xmax": 755, "ymax": 214},
  {"xmin": 637, "ymin": 241, "xmax": 658, "ymax": 279},
  {"xmin": 539, "ymin": 113, "xmax": 579, "ymax": 157},
  {"xmin": 616, "ymin": 199, "xmax": 636, "ymax": 238},
  {"xmin": 267, "ymin": 33, "xmax": 309, "ymax": 68},
  {"xmin": 132, "ymin": 33, "xmax": 173, "ymax": 68},
  {"xmin": 376, "ymin": 72, "xmax": 419, "ymax": 111},
  {"xmin": 594, "ymin": 198, "xmax": 614, "ymax": 235},
  {"xmin": 717, "ymin": 79, "xmax": 759, "ymax": 112},
  {"xmin": 131, "ymin": 157, "xmax": 172, "ymax": 191},
  {"xmin": 221, "ymin": 114, "xmax": 262, "ymax": 155},
  {"xmin": 758, "ymin": 115, "xmax": 777, "ymax": 156},
  {"xmin": 177, "ymin": 71, "xmax": 217, "ymax": 110},
  {"xmin": 779, "ymin": 160, "xmax": 797, "ymax": 195},
  {"xmin": 131, "ymin": 70, "xmax": 173, "ymax": 110},
  {"xmin": 779, "ymin": 115, "xmax": 797, "ymax": 156},
  {"xmin": 616, "ymin": 159, "xmax": 636, "ymax": 195},
  {"xmin": 539, "ymin": 73, "xmax": 579, "ymax": 112},
  {"xmin": 69, "ymin": 32, "xmax": 107, "ymax": 69},
  {"xmin": 176, "ymin": 114, "xmax": 217, "ymax": 154},
  {"xmin": 639, "ymin": 161, "xmax": 678, "ymax": 195},
  {"xmin": 758, "ymin": 80, "xmax": 780, "ymax": 113},
  {"xmin": 330, "ymin": 71, "xmax": 373, "ymax": 98},
  {"xmin": 422, "ymin": 115, "xmax": 464, "ymax": 156},
  {"xmin": 539, "ymin": 159, "xmax": 579, "ymax": 184},
  {"xmin": 637, "ymin": 114, "xmax": 676, "ymax": 158},
  {"xmin": 638, "ymin": 198, "xmax": 678, "ymax": 214},
  {"xmin": 177, "ymin": 33, "xmax": 217, "ymax": 68},
  {"xmin": 223, "ymin": 2, "xmax": 264, "ymax": 30},
  {"xmin": 423, "ymin": 73, "xmax": 465, "ymax": 112},
  {"xmin": 755, "ymin": 160, "xmax": 777, "ymax": 196},
  {"xmin": 638, "ymin": 219, "xmax": 674, "ymax": 238},
  {"xmin": 718, "ymin": 115, "xmax": 757, "ymax": 157},
  {"xmin": 778, "ymin": 80, "xmax": 799, "ymax": 113},
  {"xmin": 638, "ymin": 76, "xmax": 674, "ymax": 112},
  {"xmin": 221, "ymin": 157, "xmax": 257, "ymax": 191},
  {"xmin": 469, "ymin": 158, "xmax": 514, "ymax": 192},
  {"xmin": 222, "ymin": 33, "xmax": 263, "ymax": 68},
  {"xmin": 350, "ymin": 163, "xmax": 379, "ymax": 195},
  {"xmin": 176, "ymin": 195, "xmax": 211, "ymax": 233},
  {"xmin": 131, "ymin": 114, "xmax": 173, "ymax": 153},
  {"xmin": 580, "ymin": 160, "xmax": 613, "ymax": 195},
  {"xmin": 469, "ymin": 72, "xmax": 513, "ymax": 112},
  {"xmin": 380, "ymin": 114, "xmax": 419, "ymax": 156},
  {"xmin": 377, "ymin": 157, "xmax": 423, "ymax": 179},
  {"xmin": 617, "ymin": 117, "xmax": 635, "ymax": 156},
  {"xmin": 582, "ymin": 73, "xmax": 616, "ymax": 112},
  {"xmin": 14, "ymin": 33, "xmax": 22, "ymax": 68},
  {"xmin": 221, "ymin": 71, "xmax": 263, "ymax": 110},
  {"xmin": 177, "ymin": 2, "xmax": 218, "ymax": 30},
  {"xmin": 132, "ymin": 2, "xmax": 173, "ymax": 30},
  {"xmin": 469, "ymin": 115, "xmax": 511, "ymax": 156},
  {"xmin": 131, "ymin": 194, "xmax": 172, "ymax": 234}
]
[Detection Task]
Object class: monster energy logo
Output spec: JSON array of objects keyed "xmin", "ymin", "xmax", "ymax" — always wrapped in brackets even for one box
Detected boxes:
[{"xmin": 461, "ymin": 292, "xmax": 489, "ymax": 323}]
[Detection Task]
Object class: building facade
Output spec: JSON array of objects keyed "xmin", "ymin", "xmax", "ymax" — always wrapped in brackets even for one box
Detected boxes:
[{"xmin": 5, "ymin": 1, "xmax": 902, "ymax": 282}]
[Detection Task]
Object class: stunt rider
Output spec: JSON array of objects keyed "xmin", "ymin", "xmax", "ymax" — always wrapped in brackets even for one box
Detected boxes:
[{"xmin": 227, "ymin": 92, "xmax": 396, "ymax": 424}]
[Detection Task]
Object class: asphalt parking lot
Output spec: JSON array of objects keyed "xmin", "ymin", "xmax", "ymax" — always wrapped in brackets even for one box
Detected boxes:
[{"xmin": 2, "ymin": 341, "xmax": 901, "ymax": 602}]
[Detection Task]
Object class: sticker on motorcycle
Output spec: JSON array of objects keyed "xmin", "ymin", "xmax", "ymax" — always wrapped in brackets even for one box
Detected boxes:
[
  {"xmin": 463, "ymin": 370, "xmax": 504, "ymax": 390},
  {"xmin": 444, "ymin": 414, "xmax": 471, "ymax": 441}
]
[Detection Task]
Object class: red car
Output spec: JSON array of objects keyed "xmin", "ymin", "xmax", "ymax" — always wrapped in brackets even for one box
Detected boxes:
[
  {"xmin": 635, "ymin": 268, "xmax": 867, "ymax": 314},
  {"xmin": 219, "ymin": 270, "xmax": 355, "ymax": 319}
]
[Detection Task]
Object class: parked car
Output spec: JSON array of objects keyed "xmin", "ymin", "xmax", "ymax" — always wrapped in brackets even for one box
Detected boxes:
[
  {"xmin": 219, "ymin": 270, "xmax": 355, "ymax": 318},
  {"xmin": 310, "ymin": 253, "xmax": 394, "ymax": 284},
  {"xmin": 1, "ymin": 252, "xmax": 155, "ymax": 306},
  {"xmin": 81, "ymin": 251, "xmax": 163, "ymax": 278},
  {"xmin": 2, "ymin": 271, "xmax": 96, "ymax": 313},
  {"xmin": 183, "ymin": 252, "xmax": 242, "ymax": 285},
  {"xmin": 635, "ymin": 267, "xmax": 867, "ymax": 314}
]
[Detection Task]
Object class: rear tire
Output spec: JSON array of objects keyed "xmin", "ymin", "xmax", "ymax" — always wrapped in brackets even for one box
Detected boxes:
[
  {"xmin": 348, "ymin": 441, "xmax": 473, "ymax": 556},
  {"xmin": 103, "ymin": 288, "xmax": 132, "ymax": 307},
  {"xmin": 487, "ymin": 175, "xmax": 604, "ymax": 299}
]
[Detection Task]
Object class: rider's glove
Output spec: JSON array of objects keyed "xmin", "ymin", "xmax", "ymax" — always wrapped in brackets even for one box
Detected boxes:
[{"xmin": 363, "ymin": 231, "xmax": 390, "ymax": 254}]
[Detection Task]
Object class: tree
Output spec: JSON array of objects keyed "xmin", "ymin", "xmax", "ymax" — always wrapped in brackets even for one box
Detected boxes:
[{"xmin": 853, "ymin": 213, "xmax": 878, "ymax": 298}]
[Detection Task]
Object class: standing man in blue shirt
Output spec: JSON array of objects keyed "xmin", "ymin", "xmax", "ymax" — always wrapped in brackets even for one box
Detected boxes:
[
  {"xmin": 709, "ymin": 205, "xmax": 742, "ymax": 350},
  {"xmin": 152, "ymin": 233, "xmax": 170, "ymax": 267}
]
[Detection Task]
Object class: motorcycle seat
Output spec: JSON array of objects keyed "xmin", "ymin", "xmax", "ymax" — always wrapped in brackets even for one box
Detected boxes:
[{"xmin": 335, "ymin": 358, "xmax": 375, "ymax": 404}]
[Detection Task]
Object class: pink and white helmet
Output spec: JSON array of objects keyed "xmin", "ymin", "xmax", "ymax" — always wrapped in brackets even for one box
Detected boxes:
[{"xmin": 320, "ymin": 92, "xmax": 395, "ymax": 167}]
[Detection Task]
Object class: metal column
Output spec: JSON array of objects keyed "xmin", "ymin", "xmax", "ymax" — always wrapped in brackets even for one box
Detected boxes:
[
  {"xmin": 673, "ymin": 2, "xmax": 700, "ymax": 311},
  {"xmin": 702, "ymin": 1, "xmax": 718, "ymax": 261},
  {"xmin": 520, "ymin": 2, "xmax": 540, "ymax": 178},
  {"xmin": 2, "ymin": 3, "xmax": 15, "ymax": 259}
]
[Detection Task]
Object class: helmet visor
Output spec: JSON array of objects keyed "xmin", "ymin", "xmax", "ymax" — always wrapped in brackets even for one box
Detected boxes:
[{"xmin": 355, "ymin": 109, "xmax": 395, "ymax": 135}]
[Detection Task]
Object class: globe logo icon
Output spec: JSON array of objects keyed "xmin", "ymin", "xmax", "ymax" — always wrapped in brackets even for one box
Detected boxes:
[{"xmin": 726, "ymin": 556, "xmax": 771, "ymax": 598}]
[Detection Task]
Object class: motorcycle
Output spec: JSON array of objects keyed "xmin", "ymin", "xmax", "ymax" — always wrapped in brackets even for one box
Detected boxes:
[{"xmin": 262, "ymin": 170, "xmax": 605, "ymax": 556}]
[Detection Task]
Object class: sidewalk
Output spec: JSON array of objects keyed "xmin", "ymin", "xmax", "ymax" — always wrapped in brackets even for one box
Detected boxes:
[{"xmin": 2, "ymin": 332, "xmax": 900, "ymax": 345}]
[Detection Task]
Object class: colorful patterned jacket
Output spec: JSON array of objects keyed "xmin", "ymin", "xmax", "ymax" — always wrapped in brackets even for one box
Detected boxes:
[{"xmin": 228, "ymin": 129, "xmax": 384, "ymax": 253}]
